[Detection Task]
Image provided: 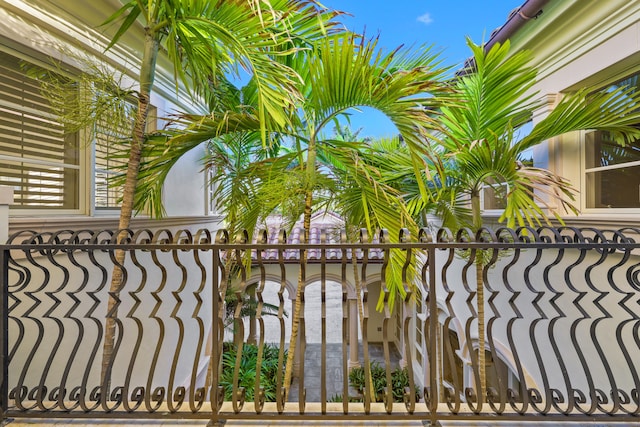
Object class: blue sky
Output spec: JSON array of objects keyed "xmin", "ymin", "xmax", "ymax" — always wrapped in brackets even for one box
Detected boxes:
[{"xmin": 318, "ymin": 0, "xmax": 524, "ymax": 138}]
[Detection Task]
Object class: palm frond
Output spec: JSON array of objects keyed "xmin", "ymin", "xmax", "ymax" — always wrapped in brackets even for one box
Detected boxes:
[
  {"xmin": 521, "ymin": 86, "xmax": 640, "ymax": 149},
  {"xmin": 429, "ymin": 38, "xmax": 640, "ymax": 229}
]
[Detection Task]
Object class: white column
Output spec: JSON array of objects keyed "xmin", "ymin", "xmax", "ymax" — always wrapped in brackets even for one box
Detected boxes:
[
  {"xmin": 348, "ymin": 299, "xmax": 360, "ymax": 369},
  {"xmin": 0, "ymin": 186, "xmax": 14, "ymax": 243}
]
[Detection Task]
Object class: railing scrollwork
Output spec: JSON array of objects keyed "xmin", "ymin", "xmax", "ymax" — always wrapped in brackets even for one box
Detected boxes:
[{"xmin": 0, "ymin": 226, "xmax": 639, "ymax": 425}]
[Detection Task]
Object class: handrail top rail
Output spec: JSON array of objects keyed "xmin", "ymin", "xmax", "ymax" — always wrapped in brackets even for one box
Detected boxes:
[{"xmin": 1, "ymin": 241, "xmax": 640, "ymax": 250}]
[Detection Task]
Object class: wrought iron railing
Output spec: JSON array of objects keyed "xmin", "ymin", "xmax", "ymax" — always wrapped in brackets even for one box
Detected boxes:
[{"xmin": 0, "ymin": 226, "xmax": 639, "ymax": 425}]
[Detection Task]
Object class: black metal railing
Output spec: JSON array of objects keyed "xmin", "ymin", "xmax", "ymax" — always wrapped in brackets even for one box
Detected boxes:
[{"xmin": 0, "ymin": 226, "xmax": 639, "ymax": 425}]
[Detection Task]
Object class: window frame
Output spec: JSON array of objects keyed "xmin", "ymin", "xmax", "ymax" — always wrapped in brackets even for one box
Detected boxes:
[
  {"xmin": 581, "ymin": 128, "xmax": 640, "ymax": 213},
  {"xmin": 0, "ymin": 43, "xmax": 88, "ymax": 216},
  {"xmin": 580, "ymin": 69, "xmax": 640, "ymax": 214},
  {"xmin": 0, "ymin": 41, "xmax": 157, "ymax": 218}
]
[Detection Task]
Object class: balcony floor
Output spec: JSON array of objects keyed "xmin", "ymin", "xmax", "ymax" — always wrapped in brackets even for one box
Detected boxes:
[{"xmin": 5, "ymin": 419, "xmax": 637, "ymax": 426}]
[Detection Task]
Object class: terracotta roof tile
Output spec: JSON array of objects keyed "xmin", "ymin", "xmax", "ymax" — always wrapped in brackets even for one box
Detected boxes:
[{"xmin": 250, "ymin": 213, "xmax": 384, "ymax": 262}]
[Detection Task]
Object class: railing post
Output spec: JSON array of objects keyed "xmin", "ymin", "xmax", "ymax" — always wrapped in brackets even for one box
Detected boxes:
[
  {"xmin": 209, "ymin": 246, "xmax": 222, "ymax": 427},
  {"xmin": 0, "ymin": 186, "xmax": 13, "ymax": 244},
  {"xmin": 428, "ymin": 246, "xmax": 439, "ymax": 427},
  {"xmin": 0, "ymin": 247, "xmax": 9, "ymax": 425},
  {"xmin": 348, "ymin": 299, "xmax": 360, "ymax": 369},
  {"xmin": 0, "ymin": 184, "xmax": 13, "ymax": 423}
]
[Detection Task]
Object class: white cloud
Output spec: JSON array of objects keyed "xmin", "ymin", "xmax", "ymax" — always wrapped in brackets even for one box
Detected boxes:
[{"xmin": 417, "ymin": 12, "xmax": 433, "ymax": 25}]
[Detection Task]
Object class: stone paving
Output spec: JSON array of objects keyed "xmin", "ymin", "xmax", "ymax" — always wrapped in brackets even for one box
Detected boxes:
[{"xmin": 288, "ymin": 342, "xmax": 402, "ymax": 402}]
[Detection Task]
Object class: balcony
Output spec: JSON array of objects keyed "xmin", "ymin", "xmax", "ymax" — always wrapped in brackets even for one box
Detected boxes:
[{"xmin": 1, "ymin": 226, "xmax": 639, "ymax": 426}]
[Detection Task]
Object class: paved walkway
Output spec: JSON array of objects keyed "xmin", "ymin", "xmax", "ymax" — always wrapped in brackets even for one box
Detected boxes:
[
  {"xmin": 288, "ymin": 342, "xmax": 402, "ymax": 402},
  {"xmin": 235, "ymin": 281, "xmax": 403, "ymax": 402}
]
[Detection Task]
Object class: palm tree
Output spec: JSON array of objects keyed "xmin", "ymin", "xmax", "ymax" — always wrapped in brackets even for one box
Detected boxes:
[
  {"xmin": 99, "ymin": 0, "xmax": 341, "ymax": 387},
  {"xmin": 224, "ymin": 284, "xmax": 284, "ymax": 341},
  {"xmin": 245, "ymin": 31, "xmax": 451, "ymax": 397},
  {"xmin": 421, "ymin": 38, "xmax": 640, "ymax": 400},
  {"xmin": 134, "ymin": 32, "xmax": 453, "ymax": 399}
]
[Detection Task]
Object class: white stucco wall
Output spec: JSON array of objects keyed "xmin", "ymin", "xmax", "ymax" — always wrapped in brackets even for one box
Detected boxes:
[
  {"xmin": 421, "ymin": 242, "xmax": 640, "ymax": 402},
  {"xmin": 7, "ymin": 244, "xmax": 214, "ymax": 396},
  {"xmin": 162, "ymin": 144, "xmax": 209, "ymax": 217}
]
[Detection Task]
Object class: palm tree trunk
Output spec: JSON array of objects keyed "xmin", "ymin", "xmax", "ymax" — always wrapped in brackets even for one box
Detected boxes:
[
  {"xmin": 101, "ymin": 28, "xmax": 159, "ymax": 387},
  {"xmin": 283, "ymin": 136, "xmax": 317, "ymax": 399},
  {"xmin": 475, "ymin": 260, "xmax": 486, "ymax": 395},
  {"xmin": 283, "ymin": 191, "xmax": 312, "ymax": 398},
  {"xmin": 471, "ymin": 190, "xmax": 486, "ymax": 399}
]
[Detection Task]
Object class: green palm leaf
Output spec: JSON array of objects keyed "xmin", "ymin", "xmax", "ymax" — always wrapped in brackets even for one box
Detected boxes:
[{"xmin": 430, "ymin": 38, "xmax": 640, "ymax": 229}]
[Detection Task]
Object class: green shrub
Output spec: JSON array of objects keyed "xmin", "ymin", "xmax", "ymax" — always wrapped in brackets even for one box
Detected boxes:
[
  {"xmin": 329, "ymin": 393, "xmax": 366, "ymax": 403},
  {"xmin": 220, "ymin": 342, "xmax": 286, "ymax": 402},
  {"xmin": 348, "ymin": 361, "xmax": 420, "ymax": 403},
  {"xmin": 328, "ymin": 393, "xmax": 343, "ymax": 402},
  {"xmin": 348, "ymin": 366, "xmax": 366, "ymax": 392},
  {"xmin": 371, "ymin": 362, "xmax": 387, "ymax": 397},
  {"xmin": 390, "ymin": 366, "xmax": 420, "ymax": 402}
]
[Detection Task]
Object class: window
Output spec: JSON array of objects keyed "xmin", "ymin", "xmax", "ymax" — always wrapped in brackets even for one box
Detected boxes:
[
  {"xmin": 585, "ymin": 73, "xmax": 640, "ymax": 210},
  {"xmin": 482, "ymin": 181, "xmax": 509, "ymax": 211},
  {"xmin": 585, "ymin": 130, "xmax": 640, "ymax": 209},
  {"xmin": 0, "ymin": 46, "xmax": 156, "ymax": 214},
  {"xmin": 0, "ymin": 50, "xmax": 80, "ymax": 210},
  {"xmin": 395, "ymin": 297, "xmax": 402, "ymax": 344},
  {"xmin": 94, "ymin": 116, "xmax": 127, "ymax": 209},
  {"xmin": 94, "ymin": 98, "xmax": 156, "ymax": 210},
  {"xmin": 483, "ymin": 349, "xmax": 521, "ymax": 399},
  {"xmin": 207, "ymin": 164, "xmax": 216, "ymax": 215},
  {"xmin": 414, "ymin": 298, "xmax": 424, "ymax": 366},
  {"xmin": 415, "ymin": 314, "xmax": 423, "ymax": 348}
]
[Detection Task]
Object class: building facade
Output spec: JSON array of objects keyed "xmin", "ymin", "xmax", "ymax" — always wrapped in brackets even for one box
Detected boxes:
[
  {"xmin": 412, "ymin": 0, "xmax": 640, "ymax": 401},
  {"xmin": 482, "ymin": 0, "xmax": 640, "ymax": 230}
]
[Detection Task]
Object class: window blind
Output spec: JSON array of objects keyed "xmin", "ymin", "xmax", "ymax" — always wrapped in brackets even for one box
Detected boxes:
[
  {"xmin": 94, "ymin": 113, "xmax": 130, "ymax": 209},
  {"xmin": 0, "ymin": 50, "xmax": 79, "ymax": 209},
  {"xmin": 93, "ymin": 96, "xmax": 153, "ymax": 210}
]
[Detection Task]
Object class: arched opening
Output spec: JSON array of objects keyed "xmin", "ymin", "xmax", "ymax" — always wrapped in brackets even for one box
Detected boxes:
[
  {"xmin": 482, "ymin": 349, "xmax": 521, "ymax": 401},
  {"xmin": 303, "ymin": 280, "xmax": 344, "ymax": 343},
  {"xmin": 439, "ymin": 327, "xmax": 522, "ymax": 402}
]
